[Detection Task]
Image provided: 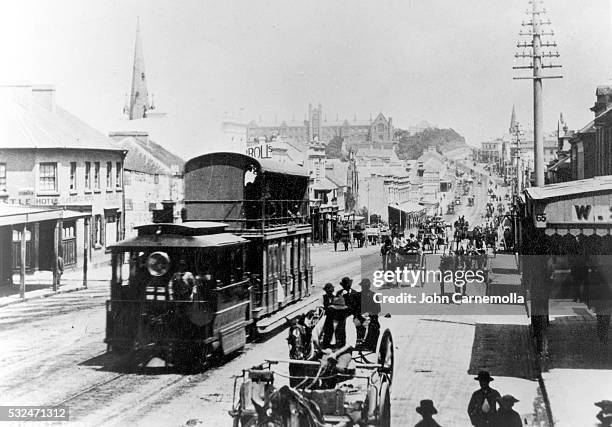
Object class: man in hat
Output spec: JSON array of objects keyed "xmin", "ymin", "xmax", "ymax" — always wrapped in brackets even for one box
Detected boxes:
[
  {"xmin": 338, "ymin": 277, "xmax": 360, "ymax": 320},
  {"xmin": 467, "ymin": 371, "xmax": 501, "ymax": 426},
  {"xmin": 320, "ymin": 292, "xmax": 350, "ymax": 349},
  {"xmin": 381, "ymin": 237, "xmax": 393, "ymax": 270},
  {"xmin": 595, "ymin": 400, "xmax": 612, "ymax": 426},
  {"xmin": 170, "ymin": 259, "xmax": 196, "ymax": 301},
  {"xmin": 320, "ymin": 283, "xmax": 335, "ymax": 313},
  {"xmin": 313, "ymin": 293, "xmax": 357, "ymax": 372},
  {"xmin": 355, "ymin": 279, "xmax": 381, "ymax": 350},
  {"xmin": 493, "ymin": 395, "xmax": 522, "ymax": 427},
  {"xmin": 415, "ymin": 399, "xmax": 442, "ymax": 427}
]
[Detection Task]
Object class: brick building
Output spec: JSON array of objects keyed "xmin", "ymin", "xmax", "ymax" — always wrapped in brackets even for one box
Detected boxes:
[{"xmin": 565, "ymin": 85, "xmax": 612, "ymax": 181}]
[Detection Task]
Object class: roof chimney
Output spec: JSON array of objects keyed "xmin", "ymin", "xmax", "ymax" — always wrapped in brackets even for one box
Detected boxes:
[{"xmin": 31, "ymin": 85, "xmax": 56, "ymax": 112}]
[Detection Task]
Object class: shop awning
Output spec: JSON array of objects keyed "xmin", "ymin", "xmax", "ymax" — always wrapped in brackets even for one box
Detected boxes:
[
  {"xmin": 311, "ymin": 178, "xmax": 337, "ymax": 191},
  {"xmin": 343, "ymin": 214, "xmax": 365, "ymax": 221},
  {"xmin": 0, "ymin": 204, "xmax": 90, "ymax": 227},
  {"xmin": 391, "ymin": 202, "xmax": 426, "ymax": 214},
  {"xmin": 524, "ymin": 175, "xmax": 612, "ymax": 201}
]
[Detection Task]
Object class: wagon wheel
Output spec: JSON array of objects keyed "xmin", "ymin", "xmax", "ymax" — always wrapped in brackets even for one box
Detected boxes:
[
  {"xmin": 378, "ymin": 381, "xmax": 391, "ymax": 427},
  {"xmin": 377, "ymin": 330, "xmax": 394, "ymax": 384}
]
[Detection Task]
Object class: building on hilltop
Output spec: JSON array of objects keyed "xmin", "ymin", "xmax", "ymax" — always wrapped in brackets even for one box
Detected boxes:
[{"xmin": 246, "ymin": 104, "xmax": 395, "ymax": 147}]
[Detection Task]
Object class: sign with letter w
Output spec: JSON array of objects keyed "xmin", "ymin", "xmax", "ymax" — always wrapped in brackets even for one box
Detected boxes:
[{"xmin": 571, "ymin": 205, "xmax": 612, "ymax": 223}]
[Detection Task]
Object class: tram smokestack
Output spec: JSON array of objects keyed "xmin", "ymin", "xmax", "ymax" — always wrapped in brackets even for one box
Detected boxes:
[{"xmin": 152, "ymin": 200, "xmax": 176, "ymax": 223}]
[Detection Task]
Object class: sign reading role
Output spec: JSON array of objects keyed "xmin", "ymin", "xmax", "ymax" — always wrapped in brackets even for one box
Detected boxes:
[{"xmin": 246, "ymin": 143, "xmax": 272, "ymax": 159}]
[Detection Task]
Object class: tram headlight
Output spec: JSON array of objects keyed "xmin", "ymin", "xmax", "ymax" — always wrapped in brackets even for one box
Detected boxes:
[{"xmin": 147, "ymin": 251, "xmax": 170, "ymax": 276}]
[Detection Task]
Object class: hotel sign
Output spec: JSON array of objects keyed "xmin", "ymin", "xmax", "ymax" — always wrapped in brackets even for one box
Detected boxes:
[{"xmin": 9, "ymin": 192, "xmax": 121, "ymax": 206}]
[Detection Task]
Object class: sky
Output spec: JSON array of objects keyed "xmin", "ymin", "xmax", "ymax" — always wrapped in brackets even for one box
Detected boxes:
[{"xmin": 1, "ymin": 0, "xmax": 611, "ymax": 160}]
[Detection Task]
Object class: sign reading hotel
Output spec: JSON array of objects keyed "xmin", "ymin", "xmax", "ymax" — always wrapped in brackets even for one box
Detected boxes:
[
  {"xmin": 10, "ymin": 192, "xmax": 121, "ymax": 206},
  {"xmin": 246, "ymin": 143, "xmax": 272, "ymax": 159}
]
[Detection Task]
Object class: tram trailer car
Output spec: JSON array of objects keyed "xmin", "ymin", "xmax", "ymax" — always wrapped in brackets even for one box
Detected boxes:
[{"xmin": 105, "ymin": 152, "xmax": 313, "ymax": 365}]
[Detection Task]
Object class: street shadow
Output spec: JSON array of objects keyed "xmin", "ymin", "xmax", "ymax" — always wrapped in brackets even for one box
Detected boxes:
[
  {"xmin": 468, "ymin": 323, "xmax": 538, "ymax": 380},
  {"xmin": 79, "ymin": 351, "xmax": 136, "ymax": 373},
  {"xmin": 0, "ymin": 284, "xmax": 51, "ymax": 297},
  {"xmin": 80, "ymin": 347, "xmax": 246, "ymax": 375},
  {"xmin": 540, "ymin": 316, "xmax": 612, "ymax": 371},
  {"xmin": 79, "ymin": 349, "xmax": 186, "ymax": 374}
]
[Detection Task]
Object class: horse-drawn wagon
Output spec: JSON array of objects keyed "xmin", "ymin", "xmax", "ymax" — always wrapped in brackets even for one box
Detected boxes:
[
  {"xmin": 229, "ymin": 309, "xmax": 394, "ymax": 427},
  {"xmin": 365, "ymin": 224, "xmax": 381, "ymax": 245}
]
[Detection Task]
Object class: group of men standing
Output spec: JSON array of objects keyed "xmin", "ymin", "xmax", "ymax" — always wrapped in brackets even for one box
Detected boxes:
[{"xmin": 318, "ymin": 277, "xmax": 381, "ymax": 352}]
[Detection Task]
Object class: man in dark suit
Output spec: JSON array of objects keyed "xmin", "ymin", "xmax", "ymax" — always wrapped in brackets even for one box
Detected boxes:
[{"xmin": 468, "ymin": 371, "xmax": 501, "ymax": 426}]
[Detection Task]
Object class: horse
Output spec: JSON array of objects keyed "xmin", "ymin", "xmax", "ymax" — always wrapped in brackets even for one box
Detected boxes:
[
  {"xmin": 287, "ymin": 308, "xmax": 322, "ymax": 361},
  {"xmin": 287, "ymin": 308, "xmax": 340, "ymax": 388}
]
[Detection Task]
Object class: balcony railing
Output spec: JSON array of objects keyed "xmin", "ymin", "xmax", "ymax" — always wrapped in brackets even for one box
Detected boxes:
[{"xmin": 183, "ymin": 199, "xmax": 309, "ymax": 231}]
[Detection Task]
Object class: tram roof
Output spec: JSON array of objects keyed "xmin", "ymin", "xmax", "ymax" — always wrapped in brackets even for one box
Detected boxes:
[
  {"xmin": 109, "ymin": 232, "xmax": 247, "ymax": 249},
  {"xmin": 134, "ymin": 221, "xmax": 230, "ymax": 236},
  {"xmin": 184, "ymin": 152, "xmax": 309, "ymax": 178},
  {"xmin": 524, "ymin": 175, "xmax": 612, "ymax": 201}
]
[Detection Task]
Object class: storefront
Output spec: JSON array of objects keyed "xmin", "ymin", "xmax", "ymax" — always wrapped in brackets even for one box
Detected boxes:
[
  {"xmin": 519, "ymin": 176, "xmax": 612, "ymax": 349},
  {"xmin": 388, "ymin": 202, "xmax": 427, "ymax": 233},
  {"xmin": 0, "ymin": 204, "xmax": 90, "ymax": 297}
]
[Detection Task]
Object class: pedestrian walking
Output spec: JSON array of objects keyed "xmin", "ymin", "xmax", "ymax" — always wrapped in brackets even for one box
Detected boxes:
[
  {"xmin": 467, "ymin": 371, "xmax": 501, "ymax": 427},
  {"xmin": 56, "ymin": 254, "xmax": 65, "ymax": 288},
  {"xmin": 493, "ymin": 395, "xmax": 522, "ymax": 427},
  {"xmin": 589, "ymin": 256, "xmax": 612, "ymax": 345},
  {"xmin": 415, "ymin": 399, "xmax": 442, "ymax": 427},
  {"xmin": 333, "ymin": 228, "xmax": 341, "ymax": 252}
]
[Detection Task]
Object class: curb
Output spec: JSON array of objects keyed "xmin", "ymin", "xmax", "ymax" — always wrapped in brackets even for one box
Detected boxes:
[{"xmin": 0, "ymin": 285, "xmax": 89, "ymax": 308}]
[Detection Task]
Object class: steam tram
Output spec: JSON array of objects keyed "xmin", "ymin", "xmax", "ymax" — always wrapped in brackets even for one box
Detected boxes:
[{"xmin": 105, "ymin": 152, "xmax": 313, "ymax": 366}]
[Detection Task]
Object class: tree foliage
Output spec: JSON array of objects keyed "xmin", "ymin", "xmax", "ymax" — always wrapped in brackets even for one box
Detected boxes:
[
  {"xmin": 394, "ymin": 128, "xmax": 467, "ymax": 160},
  {"xmin": 325, "ymin": 136, "xmax": 346, "ymax": 160}
]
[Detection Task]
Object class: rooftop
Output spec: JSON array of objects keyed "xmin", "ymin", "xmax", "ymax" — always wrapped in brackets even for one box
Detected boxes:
[
  {"xmin": 113, "ymin": 134, "xmax": 184, "ymax": 175},
  {"xmin": 0, "ymin": 86, "xmax": 120, "ymax": 152},
  {"xmin": 524, "ymin": 175, "xmax": 612, "ymax": 201}
]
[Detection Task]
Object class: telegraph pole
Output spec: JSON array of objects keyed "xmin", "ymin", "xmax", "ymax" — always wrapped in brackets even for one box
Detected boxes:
[{"xmin": 513, "ymin": 0, "xmax": 562, "ymax": 187}]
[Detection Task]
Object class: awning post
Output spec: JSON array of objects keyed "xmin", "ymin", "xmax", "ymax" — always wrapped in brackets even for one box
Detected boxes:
[
  {"xmin": 83, "ymin": 217, "xmax": 89, "ymax": 289},
  {"xmin": 20, "ymin": 224, "xmax": 26, "ymax": 299}
]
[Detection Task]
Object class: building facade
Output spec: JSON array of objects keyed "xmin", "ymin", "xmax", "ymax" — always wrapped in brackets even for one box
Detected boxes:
[
  {"xmin": 0, "ymin": 84, "xmax": 126, "ymax": 271},
  {"xmin": 479, "ymin": 139, "xmax": 502, "ymax": 165},
  {"xmin": 108, "ymin": 131, "xmax": 184, "ymax": 237},
  {"xmin": 247, "ymin": 104, "xmax": 395, "ymax": 146}
]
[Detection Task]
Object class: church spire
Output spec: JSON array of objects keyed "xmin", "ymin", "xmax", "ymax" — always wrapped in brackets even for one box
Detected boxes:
[
  {"xmin": 509, "ymin": 105, "xmax": 517, "ymax": 134},
  {"xmin": 128, "ymin": 17, "xmax": 150, "ymax": 120}
]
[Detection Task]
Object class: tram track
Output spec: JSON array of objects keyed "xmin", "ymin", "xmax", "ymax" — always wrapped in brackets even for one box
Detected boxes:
[{"xmin": 52, "ymin": 368, "xmax": 197, "ymax": 424}]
